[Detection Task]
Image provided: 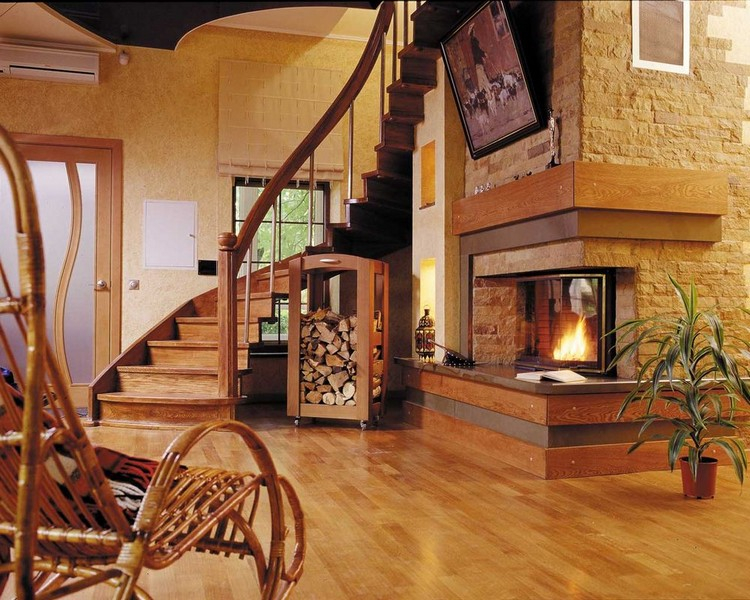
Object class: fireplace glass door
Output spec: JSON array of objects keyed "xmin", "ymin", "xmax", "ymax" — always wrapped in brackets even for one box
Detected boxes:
[{"xmin": 515, "ymin": 272, "xmax": 613, "ymax": 373}]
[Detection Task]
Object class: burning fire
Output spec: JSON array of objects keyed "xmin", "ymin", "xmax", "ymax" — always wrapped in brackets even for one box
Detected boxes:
[{"xmin": 553, "ymin": 317, "xmax": 588, "ymax": 361}]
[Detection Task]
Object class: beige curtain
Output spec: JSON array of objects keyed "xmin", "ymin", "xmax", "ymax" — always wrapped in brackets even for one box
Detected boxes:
[{"xmin": 218, "ymin": 59, "xmax": 344, "ymax": 180}]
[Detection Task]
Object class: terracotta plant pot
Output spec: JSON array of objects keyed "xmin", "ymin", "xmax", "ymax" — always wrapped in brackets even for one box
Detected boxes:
[{"xmin": 679, "ymin": 456, "xmax": 718, "ymax": 499}]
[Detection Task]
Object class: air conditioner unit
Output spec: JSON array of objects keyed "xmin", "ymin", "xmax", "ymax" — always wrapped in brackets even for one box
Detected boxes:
[{"xmin": 0, "ymin": 43, "xmax": 99, "ymax": 84}]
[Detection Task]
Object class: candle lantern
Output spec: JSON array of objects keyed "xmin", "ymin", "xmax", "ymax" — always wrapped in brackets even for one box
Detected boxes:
[{"xmin": 415, "ymin": 306, "xmax": 435, "ymax": 362}]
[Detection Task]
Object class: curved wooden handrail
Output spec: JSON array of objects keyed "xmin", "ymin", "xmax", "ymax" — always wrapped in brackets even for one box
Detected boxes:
[
  {"xmin": 216, "ymin": 1, "xmax": 396, "ymax": 397},
  {"xmin": 228, "ymin": 0, "xmax": 395, "ymax": 268}
]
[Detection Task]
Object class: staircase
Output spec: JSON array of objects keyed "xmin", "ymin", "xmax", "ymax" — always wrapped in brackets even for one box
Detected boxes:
[{"xmin": 88, "ymin": 1, "xmax": 474, "ymax": 428}]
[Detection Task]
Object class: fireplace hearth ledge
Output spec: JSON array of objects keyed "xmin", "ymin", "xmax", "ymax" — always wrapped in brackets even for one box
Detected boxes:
[
  {"xmin": 395, "ymin": 357, "xmax": 739, "ymax": 479},
  {"xmin": 395, "ymin": 357, "xmax": 635, "ymax": 395}
]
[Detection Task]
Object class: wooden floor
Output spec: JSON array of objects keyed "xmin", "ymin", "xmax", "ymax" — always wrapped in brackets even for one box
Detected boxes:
[{"xmin": 10, "ymin": 402, "xmax": 750, "ymax": 599}]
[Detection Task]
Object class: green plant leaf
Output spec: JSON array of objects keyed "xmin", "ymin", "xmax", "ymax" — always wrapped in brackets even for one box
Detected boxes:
[
  {"xmin": 667, "ymin": 429, "xmax": 688, "ymax": 470},
  {"xmin": 711, "ymin": 438, "xmax": 747, "ymax": 485}
]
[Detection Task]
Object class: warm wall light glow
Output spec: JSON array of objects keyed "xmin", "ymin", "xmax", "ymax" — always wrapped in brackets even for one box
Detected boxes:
[
  {"xmin": 419, "ymin": 258, "xmax": 436, "ymax": 314},
  {"xmin": 553, "ymin": 317, "xmax": 588, "ymax": 361}
]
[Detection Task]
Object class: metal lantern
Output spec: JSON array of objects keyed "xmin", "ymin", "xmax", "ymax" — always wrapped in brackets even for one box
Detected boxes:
[{"xmin": 415, "ymin": 306, "xmax": 435, "ymax": 362}]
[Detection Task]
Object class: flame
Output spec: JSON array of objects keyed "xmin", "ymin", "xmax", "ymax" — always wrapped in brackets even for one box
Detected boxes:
[{"xmin": 553, "ymin": 317, "xmax": 588, "ymax": 361}]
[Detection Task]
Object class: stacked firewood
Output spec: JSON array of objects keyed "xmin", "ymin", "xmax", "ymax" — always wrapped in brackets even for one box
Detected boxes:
[{"xmin": 299, "ymin": 308, "xmax": 359, "ymax": 406}]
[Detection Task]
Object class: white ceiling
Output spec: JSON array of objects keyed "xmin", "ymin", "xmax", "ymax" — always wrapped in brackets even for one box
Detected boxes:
[
  {"xmin": 207, "ymin": 6, "xmax": 377, "ymax": 42},
  {"xmin": 0, "ymin": 2, "xmax": 114, "ymax": 51},
  {"xmin": 0, "ymin": 2, "xmax": 378, "ymax": 53}
]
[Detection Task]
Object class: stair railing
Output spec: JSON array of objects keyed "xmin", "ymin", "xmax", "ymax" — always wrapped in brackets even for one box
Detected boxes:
[{"xmin": 216, "ymin": 1, "xmax": 399, "ymax": 397}]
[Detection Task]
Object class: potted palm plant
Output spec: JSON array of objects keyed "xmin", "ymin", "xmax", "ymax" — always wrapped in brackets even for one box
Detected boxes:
[{"xmin": 609, "ymin": 275, "xmax": 750, "ymax": 498}]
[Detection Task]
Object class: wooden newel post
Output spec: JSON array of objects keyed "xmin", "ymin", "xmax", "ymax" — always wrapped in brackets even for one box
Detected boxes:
[{"xmin": 217, "ymin": 232, "xmax": 238, "ymax": 398}]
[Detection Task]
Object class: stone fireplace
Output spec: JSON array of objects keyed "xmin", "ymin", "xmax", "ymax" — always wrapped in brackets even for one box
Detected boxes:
[
  {"xmin": 471, "ymin": 256, "xmax": 631, "ymax": 376},
  {"xmin": 508, "ymin": 269, "xmax": 615, "ymax": 375},
  {"xmin": 455, "ymin": 162, "xmax": 728, "ymax": 379}
]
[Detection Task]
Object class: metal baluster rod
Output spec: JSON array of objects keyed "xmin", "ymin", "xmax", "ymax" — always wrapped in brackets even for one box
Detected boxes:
[
  {"xmin": 270, "ymin": 199, "xmax": 277, "ymax": 293},
  {"xmin": 403, "ymin": 1, "xmax": 409, "ymax": 48},
  {"xmin": 347, "ymin": 103, "xmax": 354, "ymax": 200},
  {"xmin": 392, "ymin": 7, "xmax": 398, "ymax": 85},
  {"xmin": 380, "ymin": 31, "xmax": 386, "ymax": 144},
  {"xmin": 243, "ymin": 249, "xmax": 251, "ymax": 343},
  {"xmin": 307, "ymin": 152, "xmax": 314, "ymax": 247}
]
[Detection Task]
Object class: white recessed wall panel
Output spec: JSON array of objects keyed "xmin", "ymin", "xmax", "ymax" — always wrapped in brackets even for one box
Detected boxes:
[{"xmin": 143, "ymin": 200, "xmax": 197, "ymax": 269}]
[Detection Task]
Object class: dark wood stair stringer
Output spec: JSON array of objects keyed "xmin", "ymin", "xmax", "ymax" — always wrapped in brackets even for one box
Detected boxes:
[{"xmin": 328, "ymin": 3, "xmax": 475, "ymax": 258}]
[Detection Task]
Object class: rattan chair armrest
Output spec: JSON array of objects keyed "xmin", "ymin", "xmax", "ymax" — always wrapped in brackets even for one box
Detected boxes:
[{"xmin": 133, "ymin": 420, "xmax": 284, "ymax": 533}]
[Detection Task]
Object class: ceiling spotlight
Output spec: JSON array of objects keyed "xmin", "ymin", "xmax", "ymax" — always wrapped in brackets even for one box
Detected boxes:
[{"xmin": 118, "ymin": 50, "xmax": 130, "ymax": 65}]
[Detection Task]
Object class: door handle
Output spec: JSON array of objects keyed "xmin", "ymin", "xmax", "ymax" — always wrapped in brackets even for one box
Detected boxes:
[{"xmin": 94, "ymin": 279, "xmax": 108, "ymax": 291}]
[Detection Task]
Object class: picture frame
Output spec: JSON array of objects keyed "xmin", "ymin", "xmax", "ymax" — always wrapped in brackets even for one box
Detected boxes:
[
  {"xmin": 632, "ymin": 0, "xmax": 690, "ymax": 75},
  {"xmin": 440, "ymin": 0, "xmax": 542, "ymax": 160}
]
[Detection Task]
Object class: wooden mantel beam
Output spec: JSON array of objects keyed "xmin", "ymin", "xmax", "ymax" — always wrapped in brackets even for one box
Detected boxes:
[{"xmin": 452, "ymin": 161, "xmax": 729, "ymax": 237}]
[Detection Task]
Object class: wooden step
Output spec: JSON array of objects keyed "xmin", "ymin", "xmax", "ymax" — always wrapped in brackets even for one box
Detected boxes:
[
  {"xmin": 175, "ymin": 317, "xmax": 261, "ymax": 342},
  {"xmin": 116, "ymin": 365, "xmax": 238, "ymax": 395},
  {"xmin": 375, "ymin": 144, "xmax": 412, "ymax": 178},
  {"xmin": 383, "ymin": 110, "xmax": 423, "ymax": 126},
  {"xmin": 387, "ymin": 85, "xmax": 427, "ymax": 122},
  {"xmin": 251, "ymin": 268, "xmax": 290, "ymax": 295},
  {"xmin": 345, "ymin": 203, "xmax": 411, "ymax": 239},
  {"xmin": 381, "ymin": 120, "xmax": 414, "ymax": 151},
  {"xmin": 96, "ymin": 392, "xmax": 247, "ymax": 428},
  {"xmin": 329, "ymin": 223, "xmax": 410, "ymax": 259},
  {"xmin": 397, "ymin": 46, "xmax": 439, "ymax": 88},
  {"xmin": 232, "ymin": 291, "xmax": 275, "ymax": 319},
  {"xmin": 345, "ymin": 196, "xmax": 411, "ymax": 218},
  {"xmin": 147, "ymin": 340, "xmax": 249, "ymax": 368},
  {"xmin": 359, "ymin": 169, "xmax": 412, "ymax": 211},
  {"xmin": 399, "ymin": 44, "xmax": 442, "ymax": 62}
]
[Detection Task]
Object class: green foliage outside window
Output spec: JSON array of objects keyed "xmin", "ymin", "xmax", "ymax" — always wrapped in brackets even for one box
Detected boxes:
[{"xmin": 234, "ymin": 179, "xmax": 327, "ymax": 342}]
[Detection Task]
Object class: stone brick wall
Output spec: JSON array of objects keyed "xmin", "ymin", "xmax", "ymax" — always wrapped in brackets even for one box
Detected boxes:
[{"xmin": 579, "ymin": 0, "xmax": 750, "ymax": 321}]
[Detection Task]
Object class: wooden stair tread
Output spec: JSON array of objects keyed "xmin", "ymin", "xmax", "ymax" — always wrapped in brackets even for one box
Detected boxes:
[
  {"xmin": 98, "ymin": 392, "xmax": 243, "ymax": 406},
  {"xmin": 399, "ymin": 44, "xmax": 442, "ymax": 60},
  {"xmin": 374, "ymin": 140, "xmax": 413, "ymax": 153},
  {"xmin": 175, "ymin": 316, "xmax": 259, "ymax": 324},
  {"xmin": 389, "ymin": 78, "xmax": 435, "ymax": 94},
  {"xmin": 253, "ymin": 268, "xmax": 289, "ymax": 279},
  {"xmin": 117, "ymin": 365, "xmax": 253, "ymax": 375},
  {"xmin": 383, "ymin": 111, "xmax": 423, "ymax": 125},
  {"xmin": 345, "ymin": 197, "xmax": 411, "ymax": 217},
  {"xmin": 147, "ymin": 340, "xmax": 250, "ymax": 348},
  {"xmin": 387, "ymin": 79, "xmax": 434, "ymax": 95},
  {"xmin": 361, "ymin": 168, "xmax": 411, "ymax": 185}
]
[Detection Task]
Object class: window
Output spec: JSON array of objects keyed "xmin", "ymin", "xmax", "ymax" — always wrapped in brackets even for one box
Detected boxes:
[{"xmin": 233, "ymin": 178, "xmax": 329, "ymax": 342}]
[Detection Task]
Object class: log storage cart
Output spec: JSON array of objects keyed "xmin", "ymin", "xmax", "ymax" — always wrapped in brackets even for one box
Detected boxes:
[{"xmin": 287, "ymin": 254, "xmax": 388, "ymax": 429}]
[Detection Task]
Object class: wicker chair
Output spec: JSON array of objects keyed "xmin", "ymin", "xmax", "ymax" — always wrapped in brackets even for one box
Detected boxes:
[{"xmin": 0, "ymin": 125, "xmax": 305, "ymax": 599}]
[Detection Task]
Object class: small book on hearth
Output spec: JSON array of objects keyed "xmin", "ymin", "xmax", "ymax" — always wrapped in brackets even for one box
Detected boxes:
[{"xmin": 515, "ymin": 369, "xmax": 587, "ymax": 383}]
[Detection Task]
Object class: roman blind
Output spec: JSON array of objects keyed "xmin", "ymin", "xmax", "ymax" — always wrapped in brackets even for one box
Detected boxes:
[{"xmin": 218, "ymin": 60, "xmax": 344, "ymax": 180}]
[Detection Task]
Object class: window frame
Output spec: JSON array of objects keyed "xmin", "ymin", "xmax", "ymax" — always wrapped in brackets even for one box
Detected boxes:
[{"xmin": 232, "ymin": 177, "xmax": 330, "ymax": 343}]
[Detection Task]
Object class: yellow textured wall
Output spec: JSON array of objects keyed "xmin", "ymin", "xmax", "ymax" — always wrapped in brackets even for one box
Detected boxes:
[
  {"xmin": 0, "ymin": 25, "xmax": 376, "ymax": 347},
  {"xmin": 413, "ymin": 62, "xmax": 464, "ymax": 353}
]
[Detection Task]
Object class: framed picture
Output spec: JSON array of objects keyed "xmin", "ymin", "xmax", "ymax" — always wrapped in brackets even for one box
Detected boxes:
[
  {"xmin": 632, "ymin": 0, "xmax": 690, "ymax": 74},
  {"xmin": 440, "ymin": 0, "xmax": 542, "ymax": 160}
]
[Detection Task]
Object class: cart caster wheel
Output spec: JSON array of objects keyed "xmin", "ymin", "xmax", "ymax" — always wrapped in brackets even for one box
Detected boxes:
[
  {"xmin": 294, "ymin": 417, "xmax": 300, "ymax": 427},
  {"xmin": 360, "ymin": 420, "xmax": 368, "ymax": 430}
]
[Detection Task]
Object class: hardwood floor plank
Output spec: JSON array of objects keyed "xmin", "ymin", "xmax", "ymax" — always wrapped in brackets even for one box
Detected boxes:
[{"xmin": 5, "ymin": 403, "xmax": 750, "ymax": 599}]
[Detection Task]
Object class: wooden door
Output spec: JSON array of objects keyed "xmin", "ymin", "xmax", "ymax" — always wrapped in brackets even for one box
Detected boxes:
[{"xmin": 1, "ymin": 134, "xmax": 122, "ymax": 406}]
